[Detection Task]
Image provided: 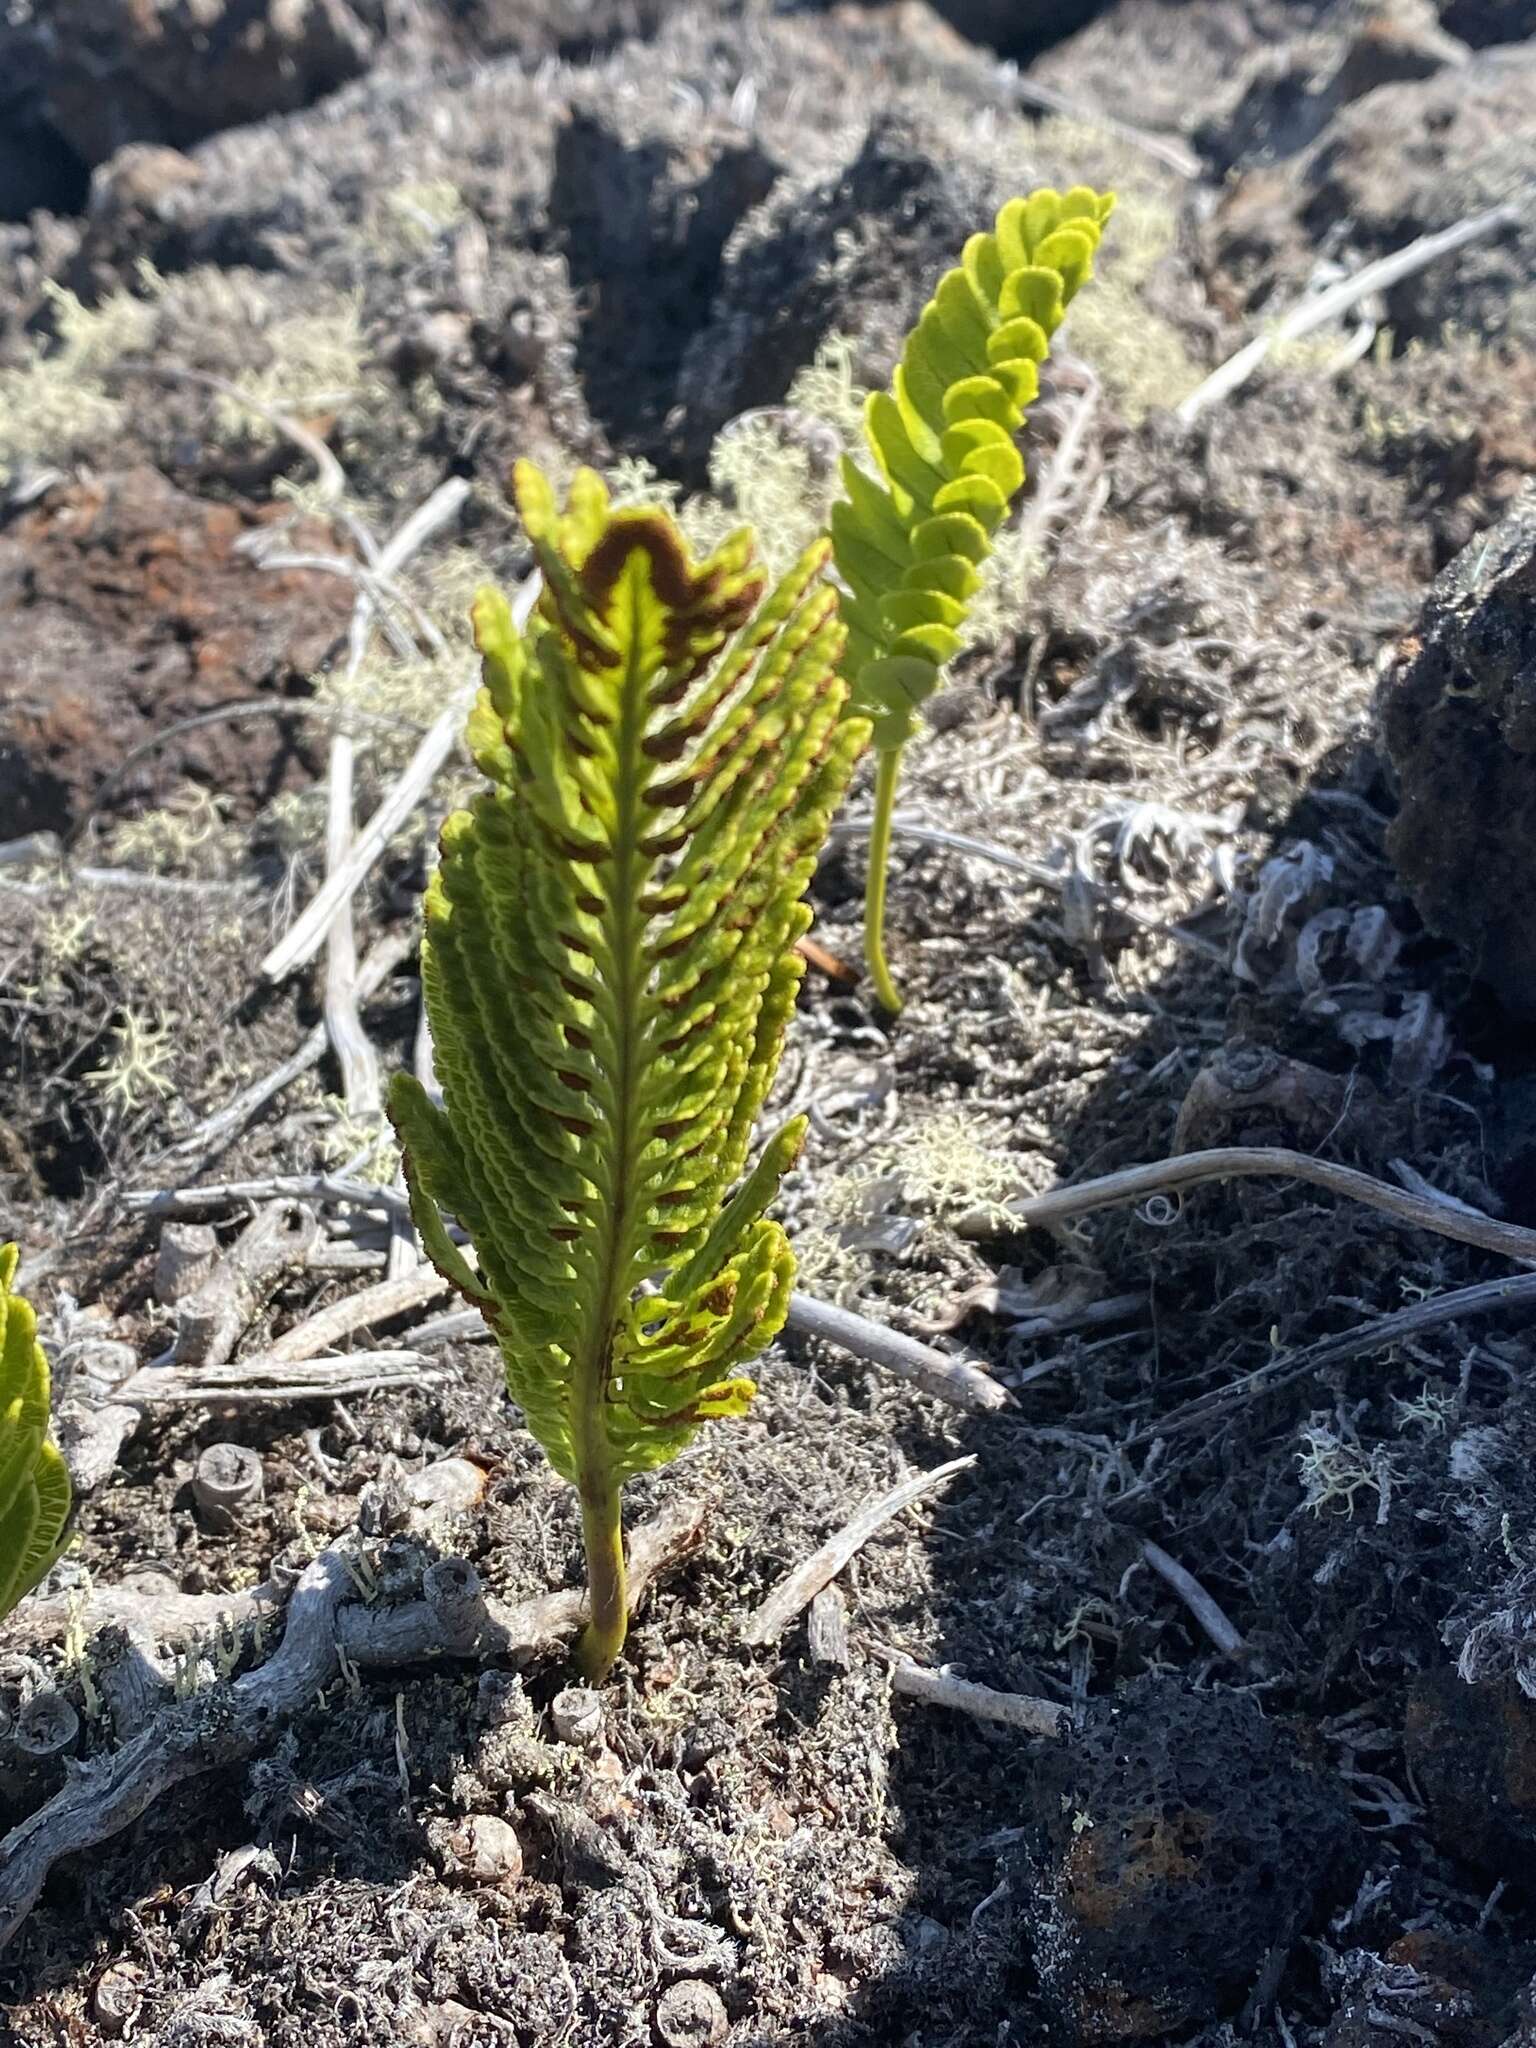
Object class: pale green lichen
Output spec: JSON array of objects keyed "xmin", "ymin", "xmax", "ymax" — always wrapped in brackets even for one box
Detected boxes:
[{"xmin": 0, "ymin": 282, "xmax": 155, "ymax": 480}]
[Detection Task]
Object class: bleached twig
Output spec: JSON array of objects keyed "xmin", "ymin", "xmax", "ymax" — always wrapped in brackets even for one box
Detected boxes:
[
  {"xmin": 1015, "ymin": 364, "xmax": 1101, "ymax": 557},
  {"xmin": 741, "ymin": 1454, "xmax": 975, "ymax": 1647},
  {"xmin": 125, "ymin": 1175, "xmax": 411, "ymax": 1220},
  {"xmin": 1134, "ymin": 1268, "xmax": 1536, "ymax": 1445},
  {"xmin": 262, "ymin": 569, "xmax": 540, "ymax": 983},
  {"xmin": 1010, "ymin": 71, "xmax": 1201, "ymax": 179},
  {"xmin": 260, "ymin": 1268, "xmax": 449, "ymax": 1364},
  {"xmin": 1177, "ymin": 199, "xmax": 1524, "ymax": 423},
  {"xmin": 113, "ymin": 1348, "xmax": 438, "ymax": 1407},
  {"xmin": 1140, "ymin": 1540, "xmax": 1247, "ymax": 1659},
  {"xmin": 164, "ymin": 929, "xmax": 416, "ymax": 1168},
  {"xmin": 322, "ymin": 479, "xmax": 470, "ymax": 1120},
  {"xmin": 785, "ymin": 1291, "xmax": 1011, "ymax": 1414},
  {"xmin": 984, "ymin": 1145, "xmax": 1536, "ymax": 1266},
  {"xmin": 884, "ymin": 1656, "xmax": 1066, "ymax": 1736}
]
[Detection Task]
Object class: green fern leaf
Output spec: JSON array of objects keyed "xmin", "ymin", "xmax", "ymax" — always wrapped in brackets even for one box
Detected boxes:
[
  {"xmin": 829, "ymin": 184, "xmax": 1115, "ymax": 1008},
  {"xmin": 0, "ymin": 1244, "xmax": 72, "ymax": 1619},
  {"xmin": 390, "ymin": 463, "xmax": 869, "ymax": 1678}
]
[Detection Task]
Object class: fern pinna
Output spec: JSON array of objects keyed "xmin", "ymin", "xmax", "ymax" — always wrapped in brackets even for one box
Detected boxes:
[
  {"xmin": 831, "ymin": 184, "xmax": 1114, "ymax": 1010},
  {"xmin": 389, "ymin": 463, "xmax": 869, "ymax": 1678},
  {"xmin": 0, "ymin": 1244, "xmax": 72, "ymax": 1621}
]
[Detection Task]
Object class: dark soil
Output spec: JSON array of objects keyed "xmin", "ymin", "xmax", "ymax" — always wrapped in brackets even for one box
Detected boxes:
[{"xmin": 3, "ymin": 3, "xmax": 1536, "ymax": 2044}]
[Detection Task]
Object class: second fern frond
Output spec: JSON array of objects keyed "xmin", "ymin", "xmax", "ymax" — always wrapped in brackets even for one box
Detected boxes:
[{"xmin": 830, "ymin": 183, "xmax": 1115, "ymax": 1009}]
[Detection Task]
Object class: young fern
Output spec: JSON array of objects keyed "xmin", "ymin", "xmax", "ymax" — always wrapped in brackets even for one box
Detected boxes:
[
  {"xmin": 830, "ymin": 184, "xmax": 1115, "ymax": 1010},
  {"xmin": 389, "ymin": 463, "xmax": 869, "ymax": 1680},
  {"xmin": 0, "ymin": 1244, "xmax": 72, "ymax": 1620}
]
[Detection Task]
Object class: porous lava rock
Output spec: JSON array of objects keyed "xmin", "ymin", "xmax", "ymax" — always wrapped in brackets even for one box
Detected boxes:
[
  {"xmin": 675, "ymin": 109, "xmax": 1015, "ymax": 463},
  {"xmin": 1405, "ymin": 1669, "xmax": 1536, "ymax": 1874},
  {"xmin": 0, "ymin": 469, "xmax": 350, "ymax": 836},
  {"xmin": 1010, "ymin": 1678, "xmax": 1358, "ymax": 2044},
  {"xmin": 0, "ymin": 0, "xmax": 379, "ymax": 195},
  {"xmin": 1210, "ymin": 43, "xmax": 1536, "ymax": 347},
  {"xmin": 1378, "ymin": 493, "xmax": 1536, "ymax": 1015}
]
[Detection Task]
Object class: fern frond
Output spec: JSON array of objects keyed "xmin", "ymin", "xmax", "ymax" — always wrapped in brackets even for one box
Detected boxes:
[
  {"xmin": 390, "ymin": 464, "xmax": 869, "ymax": 1677},
  {"xmin": 829, "ymin": 184, "xmax": 1114, "ymax": 1008},
  {"xmin": 0, "ymin": 1245, "xmax": 72, "ymax": 1620}
]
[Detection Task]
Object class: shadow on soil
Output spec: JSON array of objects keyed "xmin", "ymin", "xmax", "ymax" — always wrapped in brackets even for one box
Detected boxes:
[{"xmin": 801, "ymin": 732, "xmax": 1536, "ymax": 2045}]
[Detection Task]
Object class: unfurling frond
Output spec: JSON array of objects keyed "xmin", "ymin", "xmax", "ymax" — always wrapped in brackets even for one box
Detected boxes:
[
  {"xmin": 390, "ymin": 463, "xmax": 869, "ymax": 1677},
  {"xmin": 829, "ymin": 184, "xmax": 1114, "ymax": 1008},
  {"xmin": 0, "ymin": 1245, "xmax": 72, "ymax": 1620}
]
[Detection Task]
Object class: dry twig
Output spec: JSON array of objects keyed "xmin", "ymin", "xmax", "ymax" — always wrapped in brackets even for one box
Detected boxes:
[
  {"xmin": 1177, "ymin": 199, "xmax": 1525, "ymax": 423},
  {"xmin": 1132, "ymin": 1268, "xmax": 1536, "ymax": 1444},
  {"xmin": 883, "ymin": 1656, "xmax": 1066, "ymax": 1736},
  {"xmin": 741, "ymin": 1454, "xmax": 975, "ymax": 1648},
  {"xmin": 1139, "ymin": 1540, "xmax": 1247, "ymax": 1659},
  {"xmin": 321, "ymin": 478, "xmax": 470, "ymax": 1120},
  {"xmin": 261, "ymin": 571, "xmax": 539, "ymax": 983},
  {"xmin": 114, "ymin": 1347, "xmax": 437, "ymax": 1409},
  {"xmin": 259, "ymin": 1267, "xmax": 448, "ymax": 1365},
  {"xmin": 125, "ymin": 1175, "xmax": 411, "ymax": 1220},
  {"xmin": 981, "ymin": 1145, "xmax": 1536, "ymax": 1266}
]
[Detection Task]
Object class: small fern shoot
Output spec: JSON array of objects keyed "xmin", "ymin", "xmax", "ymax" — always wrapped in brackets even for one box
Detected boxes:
[
  {"xmin": 830, "ymin": 184, "xmax": 1115, "ymax": 1010},
  {"xmin": 0, "ymin": 1245, "xmax": 72, "ymax": 1620},
  {"xmin": 389, "ymin": 464, "xmax": 869, "ymax": 1680}
]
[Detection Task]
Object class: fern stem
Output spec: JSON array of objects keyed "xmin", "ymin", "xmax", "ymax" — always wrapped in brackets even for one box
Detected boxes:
[
  {"xmin": 864, "ymin": 747, "xmax": 904, "ymax": 1014},
  {"xmin": 576, "ymin": 1468, "xmax": 628, "ymax": 1681}
]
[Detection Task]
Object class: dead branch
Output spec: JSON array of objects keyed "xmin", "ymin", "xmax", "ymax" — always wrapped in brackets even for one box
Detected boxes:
[
  {"xmin": 261, "ymin": 1267, "xmax": 449, "ymax": 1364},
  {"xmin": 113, "ymin": 1347, "xmax": 438, "ymax": 1408},
  {"xmin": 323, "ymin": 478, "xmax": 470, "ymax": 1121},
  {"xmin": 741, "ymin": 1454, "xmax": 975, "ymax": 1648},
  {"xmin": 55, "ymin": 1403, "xmax": 140, "ymax": 1495},
  {"xmin": 125, "ymin": 1175, "xmax": 411, "ymax": 1220},
  {"xmin": 1015, "ymin": 362, "xmax": 1102, "ymax": 558},
  {"xmin": 162, "ymin": 1202, "xmax": 320, "ymax": 1372},
  {"xmin": 260, "ymin": 570, "xmax": 540, "ymax": 984},
  {"xmin": 985, "ymin": 1145, "xmax": 1536, "ymax": 1266},
  {"xmin": 0, "ymin": 1492, "xmax": 706, "ymax": 1951},
  {"xmin": 784, "ymin": 1292, "xmax": 1010, "ymax": 1414}
]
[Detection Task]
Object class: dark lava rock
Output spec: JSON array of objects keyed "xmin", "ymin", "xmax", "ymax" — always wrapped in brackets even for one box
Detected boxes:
[
  {"xmin": 0, "ymin": 0, "xmax": 379, "ymax": 200},
  {"xmin": 676, "ymin": 108, "xmax": 1013, "ymax": 462},
  {"xmin": 1010, "ymin": 1678, "xmax": 1358, "ymax": 2044},
  {"xmin": 1030, "ymin": 0, "xmax": 1306, "ymax": 143},
  {"xmin": 1440, "ymin": 0, "xmax": 1536, "ymax": 39},
  {"xmin": 440, "ymin": 0, "xmax": 682, "ymax": 60},
  {"xmin": 910, "ymin": 0, "xmax": 1104, "ymax": 58},
  {"xmin": 1405, "ymin": 1669, "xmax": 1536, "ymax": 1874},
  {"xmin": 549, "ymin": 102, "xmax": 781, "ymax": 457},
  {"xmin": 0, "ymin": 469, "xmax": 350, "ymax": 835},
  {"xmin": 1201, "ymin": 0, "xmax": 1469, "ymax": 172},
  {"xmin": 1211, "ymin": 43, "xmax": 1536, "ymax": 346},
  {"xmin": 1379, "ymin": 493, "xmax": 1536, "ymax": 1015}
]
